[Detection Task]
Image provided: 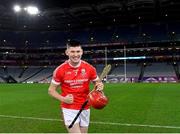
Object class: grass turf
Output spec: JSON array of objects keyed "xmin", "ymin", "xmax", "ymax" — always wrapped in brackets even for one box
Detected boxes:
[{"xmin": 0, "ymin": 83, "xmax": 180, "ymax": 133}]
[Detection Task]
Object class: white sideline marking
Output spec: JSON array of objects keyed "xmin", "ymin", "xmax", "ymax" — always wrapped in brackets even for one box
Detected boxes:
[
  {"xmin": 0, "ymin": 114, "xmax": 62, "ymax": 122},
  {"xmin": 0, "ymin": 114, "xmax": 180, "ymax": 129}
]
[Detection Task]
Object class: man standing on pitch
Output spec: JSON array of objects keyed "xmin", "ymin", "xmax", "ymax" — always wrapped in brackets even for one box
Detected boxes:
[{"xmin": 48, "ymin": 40, "xmax": 104, "ymax": 133}]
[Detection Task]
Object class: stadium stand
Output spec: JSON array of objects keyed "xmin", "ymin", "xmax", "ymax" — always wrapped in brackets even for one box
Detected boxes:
[
  {"xmin": 111, "ymin": 63, "xmax": 141, "ymax": 77},
  {"xmin": 144, "ymin": 62, "xmax": 175, "ymax": 77}
]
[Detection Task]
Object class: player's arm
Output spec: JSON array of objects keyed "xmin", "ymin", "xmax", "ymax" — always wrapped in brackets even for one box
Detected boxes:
[
  {"xmin": 48, "ymin": 82, "xmax": 73, "ymax": 104},
  {"xmin": 92, "ymin": 77, "xmax": 104, "ymax": 91}
]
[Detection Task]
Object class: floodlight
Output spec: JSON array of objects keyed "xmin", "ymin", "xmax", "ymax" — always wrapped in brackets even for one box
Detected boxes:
[
  {"xmin": 26, "ymin": 6, "xmax": 39, "ymax": 15},
  {"xmin": 13, "ymin": 5, "xmax": 22, "ymax": 12}
]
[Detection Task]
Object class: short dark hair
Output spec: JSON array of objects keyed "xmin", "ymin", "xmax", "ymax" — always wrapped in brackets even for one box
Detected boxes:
[{"xmin": 66, "ymin": 40, "xmax": 81, "ymax": 48}]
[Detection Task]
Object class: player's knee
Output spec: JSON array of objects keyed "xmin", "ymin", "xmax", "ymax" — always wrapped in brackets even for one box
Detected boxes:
[{"xmin": 66, "ymin": 123, "xmax": 81, "ymax": 133}]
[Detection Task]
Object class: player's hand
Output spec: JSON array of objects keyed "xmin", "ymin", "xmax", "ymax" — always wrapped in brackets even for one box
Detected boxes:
[
  {"xmin": 63, "ymin": 94, "xmax": 74, "ymax": 104},
  {"xmin": 95, "ymin": 82, "xmax": 104, "ymax": 91}
]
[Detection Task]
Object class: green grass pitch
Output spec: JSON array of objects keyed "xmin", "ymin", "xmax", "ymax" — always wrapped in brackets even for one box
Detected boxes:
[{"xmin": 0, "ymin": 83, "xmax": 180, "ymax": 133}]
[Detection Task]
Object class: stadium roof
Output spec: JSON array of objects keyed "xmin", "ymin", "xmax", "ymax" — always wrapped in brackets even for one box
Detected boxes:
[{"xmin": 0, "ymin": 0, "xmax": 180, "ymax": 31}]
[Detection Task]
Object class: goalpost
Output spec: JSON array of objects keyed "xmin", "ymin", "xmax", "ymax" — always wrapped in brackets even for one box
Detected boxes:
[
  {"xmin": 104, "ymin": 45, "xmax": 127, "ymax": 83},
  {"xmin": 123, "ymin": 45, "xmax": 127, "ymax": 82}
]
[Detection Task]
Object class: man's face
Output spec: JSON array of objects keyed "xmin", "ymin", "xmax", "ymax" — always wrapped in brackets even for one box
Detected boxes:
[{"xmin": 66, "ymin": 46, "xmax": 83, "ymax": 65}]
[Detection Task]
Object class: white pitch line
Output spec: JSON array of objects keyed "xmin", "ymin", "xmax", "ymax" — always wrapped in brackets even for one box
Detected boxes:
[
  {"xmin": 0, "ymin": 114, "xmax": 180, "ymax": 130},
  {"xmin": 91, "ymin": 121, "xmax": 180, "ymax": 129},
  {"xmin": 0, "ymin": 114, "xmax": 63, "ymax": 122}
]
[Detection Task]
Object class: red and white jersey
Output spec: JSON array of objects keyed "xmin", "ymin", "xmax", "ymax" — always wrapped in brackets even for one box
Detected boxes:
[{"xmin": 52, "ymin": 60, "xmax": 98, "ymax": 110}]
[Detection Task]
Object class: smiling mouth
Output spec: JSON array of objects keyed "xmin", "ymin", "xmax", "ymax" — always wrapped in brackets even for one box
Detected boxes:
[{"xmin": 73, "ymin": 57, "xmax": 79, "ymax": 60}]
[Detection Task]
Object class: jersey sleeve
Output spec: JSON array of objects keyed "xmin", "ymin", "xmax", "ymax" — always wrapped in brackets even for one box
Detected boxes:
[
  {"xmin": 51, "ymin": 67, "xmax": 62, "ymax": 85},
  {"xmin": 90, "ymin": 66, "xmax": 99, "ymax": 81}
]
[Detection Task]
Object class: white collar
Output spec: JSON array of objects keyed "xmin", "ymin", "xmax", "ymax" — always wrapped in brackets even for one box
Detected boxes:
[{"xmin": 68, "ymin": 60, "xmax": 81, "ymax": 68}]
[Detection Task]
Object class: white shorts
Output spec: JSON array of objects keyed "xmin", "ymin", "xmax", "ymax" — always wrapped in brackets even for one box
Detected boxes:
[{"xmin": 62, "ymin": 108, "xmax": 90, "ymax": 127}]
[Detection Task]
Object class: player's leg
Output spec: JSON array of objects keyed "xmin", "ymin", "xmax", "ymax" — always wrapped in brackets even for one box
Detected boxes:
[
  {"xmin": 80, "ymin": 126, "xmax": 88, "ymax": 133},
  {"xmin": 62, "ymin": 108, "xmax": 81, "ymax": 133},
  {"xmin": 66, "ymin": 123, "xmax": 81, "ymax": 133},
  {"xmin": 79, "ymin": 109, "xmax": 90, "ymax": 133}
]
